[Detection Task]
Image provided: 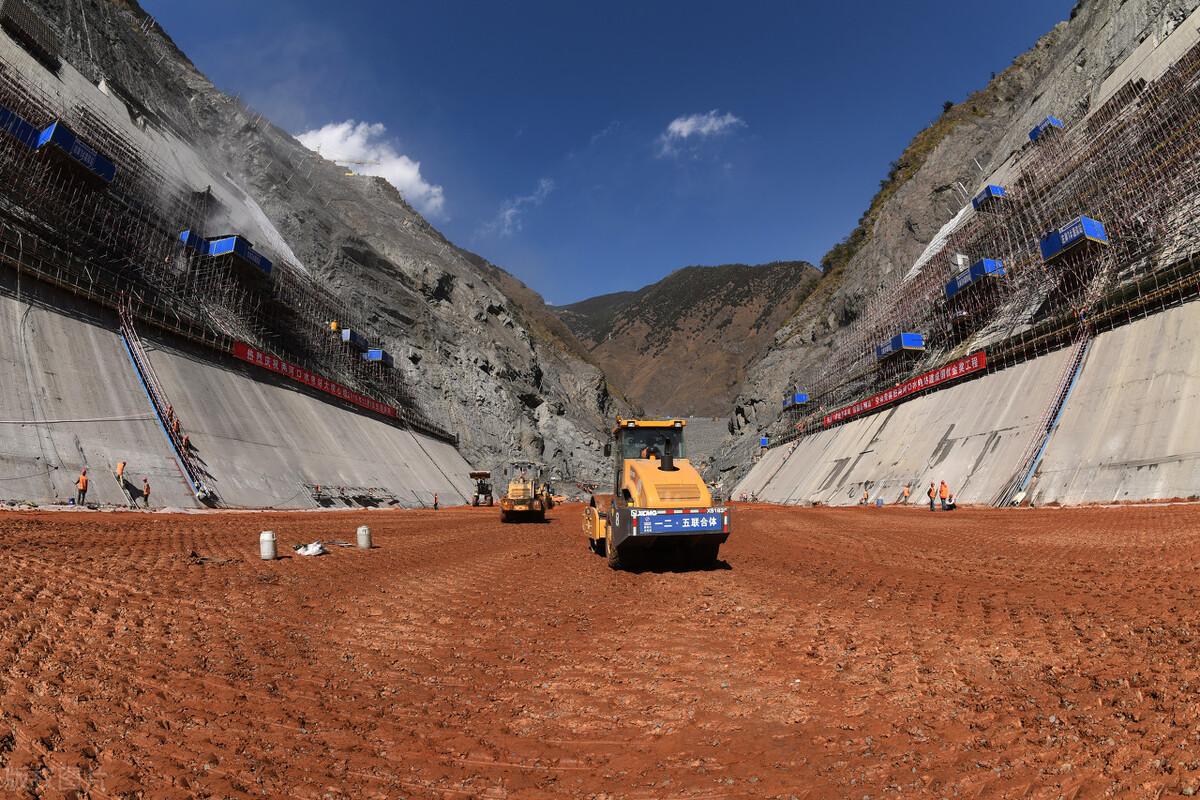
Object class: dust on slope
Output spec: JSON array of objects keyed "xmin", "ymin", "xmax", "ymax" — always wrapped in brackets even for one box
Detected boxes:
[{"xmin": 34, "ymin": 0, "xmax": 619, "ymax": 483}]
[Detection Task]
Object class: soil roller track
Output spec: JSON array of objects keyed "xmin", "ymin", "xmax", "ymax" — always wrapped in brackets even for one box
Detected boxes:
[{"xmin": 1, "ymin": 503, "xmax": 1200, "ymax": 797}]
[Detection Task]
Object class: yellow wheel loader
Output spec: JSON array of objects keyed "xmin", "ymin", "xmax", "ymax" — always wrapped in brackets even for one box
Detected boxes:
[
  {"xmin": 499, "ymin": 460, "xmax": 554, "ymax": 522},
  {"xmin": 469, "ymin": 471, "xmax": 493, "ymax": 506},
  {"xmin": 584, "ymin": 418, "xmax": 729, "ymax": 569}
]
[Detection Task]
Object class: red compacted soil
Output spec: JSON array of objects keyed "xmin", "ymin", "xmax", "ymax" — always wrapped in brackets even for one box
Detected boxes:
[{"xmin": 2, "ymin": 502, "xmax": 1200, "ymax": 798}]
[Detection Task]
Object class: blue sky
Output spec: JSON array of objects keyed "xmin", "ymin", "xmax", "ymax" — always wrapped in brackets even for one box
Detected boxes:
[{"xmin": 142, "ymin": 1, "xmax": 1073, "ymax": 304}]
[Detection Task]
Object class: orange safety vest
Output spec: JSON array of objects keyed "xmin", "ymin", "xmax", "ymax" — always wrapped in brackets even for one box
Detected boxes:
[
  {"xmin": 902, "ymin": 486, "xmax": 910, "ymax": 497},
  {"xmin": 939, "ymin": 482, "xmax": 949, "ymax": 499},
  {"xmin": 142, "ymin": 482, "xmax": 151, "ymax": 498},
  {"xmin": 77, "ymin": 473, "xmax": 89, "ymax": 491},
  {"xmin": 116, "ymin": 461, "xmax": 126, "ymax": 479},
  {"xmin": 927, "ymin": 484, "xmax": 935, "ymax": 498}
]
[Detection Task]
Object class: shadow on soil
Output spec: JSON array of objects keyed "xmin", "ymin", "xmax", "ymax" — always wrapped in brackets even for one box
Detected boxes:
[{"xmin": 624, "ymin": 559, "xmax": 733, "ymax": 575}]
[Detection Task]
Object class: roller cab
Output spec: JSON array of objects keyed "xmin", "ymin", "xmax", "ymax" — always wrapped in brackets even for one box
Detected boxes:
[
  {"xmin": 585, "ymin": 417, "xmax": 729, "ymax": 569},
  {"xmin": 499, "ymin": 460, "xmax": 554, "ymax": 522}
]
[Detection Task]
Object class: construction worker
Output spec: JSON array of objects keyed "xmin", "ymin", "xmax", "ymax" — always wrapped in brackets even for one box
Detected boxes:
[
  {"xmin": 181, "ymin": 434, "xmax": 190, "ymax": 451},
  {"xmin": 927, "ymin": 482, "xmax": 936, "ymax": 511},
  {"xmin": 939, "ymin": 480, "xmax": 950, "ymax": 511},
  {"xmin": 172, "ymin": 417, "xmax": 181, "ymax": 436},
  {"xmin": 860, "ymin": 488, "xmax": 869, "ymax": 505},
  {"xmin": 901, "ymin": 484, "xmax": 911, "ymax": 504},
  {"xmin": 140, "ymin": 477, "xmax": 151, "ymax": 508},
  {"xmin": 433, "ymin": 493, "xmax": 439, "ymax": 511},
  {"xmin": 75, "ymin": 468, "xmax": 89, "ymax": 506},
  {"xmin": 115, "ymin": 460, "xmax": 126, "ymax": 483}
]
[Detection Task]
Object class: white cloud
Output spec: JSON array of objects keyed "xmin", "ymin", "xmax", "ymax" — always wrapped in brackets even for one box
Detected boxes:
[
  {"xmin": 479, "ymin": 177, "xmax": 555, "ymax": 238},
  {"xmin": 657, "ymin": 109, "xmax": 746, "ymax": 157},
  {"xmin": 297, "ymin": 120, "xmax": 446, "ymax": 218}
]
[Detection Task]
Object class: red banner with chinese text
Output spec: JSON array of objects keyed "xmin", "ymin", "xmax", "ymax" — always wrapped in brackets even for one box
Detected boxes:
[
  {"xmin": 232, "ymin": 342, "xmax": 398, "ymax": 418},
  {"xmin": 822, "ymin": 351, "xmax": 987, "ymax": 427}
]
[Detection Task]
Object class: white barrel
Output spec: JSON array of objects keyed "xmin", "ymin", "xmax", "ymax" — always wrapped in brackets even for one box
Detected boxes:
[
  {"xmin": 357, "ymin": 525, "xmax": 372, "ymax": 549},
  {"xmin": 259, "ymin": 530, "xmax": 277, "ymax": 560}
]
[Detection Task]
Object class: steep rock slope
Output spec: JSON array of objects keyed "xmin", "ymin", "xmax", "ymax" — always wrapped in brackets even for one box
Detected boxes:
[
  {"xmin": 557, "ymin": 262, "xmax": 819, "ymax": 417},
  {"xmin": 718, "ymin": 0, "xmax": 1200, "ymax": 481},
  {"xmin": 36, "ymin": 0, "xmax": 622, "ymax": 482}
]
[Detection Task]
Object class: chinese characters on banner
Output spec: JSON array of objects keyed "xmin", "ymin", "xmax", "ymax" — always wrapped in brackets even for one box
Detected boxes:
[
  {"xmin": 822, "ymin": 351, "xmax": 987, "ymax": 427},
  {"xmin": 232, "ymin": 342, "xmax": 398, "ymax": 418}
]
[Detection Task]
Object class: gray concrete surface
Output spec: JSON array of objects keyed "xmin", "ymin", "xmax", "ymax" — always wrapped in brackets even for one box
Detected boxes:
[
  {"xmin": 732, "ymin": 444, "xmax": 791, "ymax": 500},
  {"xmin": 736, "ymin": 347, "xmax": 1073, "ymax": 506},
  {"xmin": 1034, "ymin": 303, "xmax": 1200, "ymax": 503},
  {"xmin": 0, "ymin": 273, "xmax": 198, "ymax": 507},
  {"xmin": 144, "ymin": 335, "xmax": 474, "ymax": 508}
]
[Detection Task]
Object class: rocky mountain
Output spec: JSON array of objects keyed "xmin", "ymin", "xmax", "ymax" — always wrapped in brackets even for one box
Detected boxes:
[
  {"xmin": 38, "ymin": 0, "xmax": 626, "ymax": 484},
  {"xmin": 556, "ymin": 262, "xmax": 820, "ymax": 417},
  {"xmin": 714, "ymin": 0, "xmax": 1200, "ymax": 484}
]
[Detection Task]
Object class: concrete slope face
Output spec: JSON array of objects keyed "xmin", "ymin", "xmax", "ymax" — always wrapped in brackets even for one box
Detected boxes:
[
  {"xmin": 0, "ymin": 276, "xmax": 197, "ymax": 507},
  {"xmin": 733, "ymin": 444, "xmax": 790, "ymax": 499},
  {"xmin": 1035, "ymin": 303, "xmax": 1200, "ymax": 503},
  {"xmin": 738, "ymin": 348, "xmax": 1071, "ymax": 506},
  {"xmin": 144, "ymin": 336, "xmax": 473, "ymax": 508}
]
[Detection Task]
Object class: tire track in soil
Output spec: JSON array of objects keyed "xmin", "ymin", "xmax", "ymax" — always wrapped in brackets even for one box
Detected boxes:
[{"xmin": 2, "ymin": 504, "xmax": 1200, "ymax": 797}]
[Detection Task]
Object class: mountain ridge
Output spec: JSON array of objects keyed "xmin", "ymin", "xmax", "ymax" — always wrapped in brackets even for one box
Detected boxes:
[
  {"xmin": 37, "ymin": 0, "xmax": 627, "ymax": 483},
  {"xmin": 555, "ymin": 261, "xmax": 820, "ymax": 417},
  {"xmin": 714, "ymin": 0, "xmax": 1200, "ymax": 487}
]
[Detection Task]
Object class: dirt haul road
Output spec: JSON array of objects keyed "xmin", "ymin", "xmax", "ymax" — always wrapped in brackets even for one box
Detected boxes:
[{"xmin": 2, "ymin": 503, "xmax": 1200, "ymax": 798}]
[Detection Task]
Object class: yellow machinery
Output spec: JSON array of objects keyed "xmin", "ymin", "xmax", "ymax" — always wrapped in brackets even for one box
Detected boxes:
[
  {"xmin": 499, "ymin": 460, "xmax": 554, "ymax": 522},
  {"xmin": 470, "ymin": 471, "xmax": 493, "ymax": 506},
  {"xmin": 584, "ymin": 417, "xmax": 729, "ymax": 569}
]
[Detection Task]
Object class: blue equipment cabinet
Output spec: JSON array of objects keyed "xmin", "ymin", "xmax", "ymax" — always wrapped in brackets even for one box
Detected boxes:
[
  {"xmin": 340, "ymin": 328, "xmax": 369, "ymax": 351},
  {"xmin": 205, "ymin": 235, "xmax": 273, "ymax": 275},
  {"xmin": 1039, "ymin": 216, "xmax": 1108, "ymax": 263},
  {"xmin": 1029, "ymin": 116, "xmax": 1064, "ymax": 142},
  {"xmin": 363, "ymin": 348, "xmax": 394, "ymax": 367},
  {"xmin": 35, "ymin": 121, "xmax": 116, "ymax": 184},
  {"xmin": 0, "ymin": 104, "xmax": 38, "ymax": 148},
  {"xmin": 876, "ymin": 332, "xmax": 925, "ymax": 361},
  {"xmin": 945, "ymin": 258, "xmax": 1006, "ymax": 299},
  {"xmin": 971, "ymin": 185, "xmax": 1007, "ymax": 211}
]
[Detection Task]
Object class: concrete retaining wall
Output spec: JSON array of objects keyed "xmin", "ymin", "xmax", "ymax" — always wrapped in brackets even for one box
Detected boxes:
[
  {"xmin": 0, "ymin": 274, "xmax": 197, "ymax": 507},
  {"xmin": 734, "ymin": 443, "xmax": 791, "ymax": 500},
  {"xmin": 1034, "ymin": 303, "xmax": 1200, "ymax": 503},
  {"xmin": 736, "ymin": 347, "xmax": 1073, "ymax": 506},
  {"xmin": 0, "ymin": 270, "xmax": 474, "ymax": 509},
  {"xmin": 144, "ymin": 335, "xmax": 474, "ymax": 508}
]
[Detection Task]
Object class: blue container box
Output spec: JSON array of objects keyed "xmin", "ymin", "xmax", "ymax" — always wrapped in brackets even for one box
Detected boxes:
[
  {"xmin": 340, "ymin": 328, "xmax": 368, "ymax": 351},
  {"xmin": 1029, "ymin": 116, "xmax": 1064, "ymax": 142},
  {"xmin": 1039, "ymin": 216, "xmax": 1108, "ymax": 262},
  {"xmin": 36, "ymin": 121, "xmax": 116, "ymax": 184},
  {"xmin": 793, "ymin": 392, "xmax": 809, "ymax": 404},
  {"xmin": 0, "ymin": 105, "xmax": 38, "ymax": 148},
  {"xmin": 876, "ymin": 332, "xmax": 925, "ymax": 361},
  {"xmin": 759, "ymin": 436, "xmax": 769, "ymax": 447},
  {"xmin": 206, "ymin": 235, "xmax": 273, "ymax": 275},
  {"xmin": 178, "ymin": 229, "xmax": 208, "ymax": 253},
  {"xmin": 363, "ymin": 348, "xmax": 393, "ymax": 367},
  {"xmin": 971, "ymin": 184, "xmax": 1007, "ymax": 210},
  {"xmin": 945, "ymin": 258, "xmax": 1006, "ymax": 299}
]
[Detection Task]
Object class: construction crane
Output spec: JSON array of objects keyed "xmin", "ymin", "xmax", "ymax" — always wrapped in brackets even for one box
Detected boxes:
[
  {"xmin": 337, "ymin": 159, "xmax": 381, "ymax": 177},
  {"xmin": 313, "ymin": 146, "xmax": 381, "ymax": 175}
]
